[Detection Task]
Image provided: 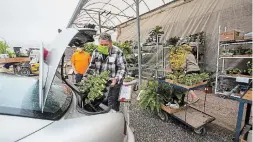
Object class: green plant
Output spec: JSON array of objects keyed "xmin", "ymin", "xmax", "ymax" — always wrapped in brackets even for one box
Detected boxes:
[
  {"xmin": 139, "ymin": 80, "xmax": 173, "ymax": 113},
  {"xmin": 247, "ymin": 61, "xmax": 252, "ymax": 75},
  {"xmin": 177, "ymin": 73, "xmax": 209, "ymax": 86},
  {"xmin": 166, "ymin": 37, "xmax": 180, "ymax": 46},
  {"xmin": 149, "ymin": 26, "xmax": 164, "ymax": 37},
  {"xmin": 113, "ymin": 41, "xmax": 132, "ymax": 56},
  {"xmin": 78, "ymin": 71, "xmax": 110, "ymax": 104},
  {"xmin": 245, "ymin": 49, "xmax": 252, "ymax": 54},
  {"xmin": 83, "ymin": 43, "xmax": 98, "ymax": 54},
  {"xmin": 0, "ymin": 41, "xmax": 9, "ymax": 54},
  {"xmin": 7, "ymin": 50, "xmax": 15, "ymax": 58},
  {"xmin": 124, "ymin": 77, "xmax": 135, "ymax": 82}
]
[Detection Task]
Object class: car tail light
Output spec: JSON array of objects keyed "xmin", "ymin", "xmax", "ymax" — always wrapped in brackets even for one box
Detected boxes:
[
  {"xmin": 43, "ymin": 48, "xmax": 49, "ymax": 60},
  {"xmin": 123, "ymin": 119, "xmax": 127, "ymax": 135}
]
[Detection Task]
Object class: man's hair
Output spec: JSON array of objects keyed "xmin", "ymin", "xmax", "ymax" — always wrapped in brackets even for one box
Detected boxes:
[{"xmin": 99, "ymin": 32, "xmax": 112, "ymax": 41}]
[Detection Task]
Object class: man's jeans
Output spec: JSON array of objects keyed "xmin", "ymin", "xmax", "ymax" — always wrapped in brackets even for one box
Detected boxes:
[
  {"xmin": 108, "ymin": 83, "xmax": 122, "ymax": 111},
  {"xmin": 75, "ymin": 73, "xmax": 83, "ymax": 83}
]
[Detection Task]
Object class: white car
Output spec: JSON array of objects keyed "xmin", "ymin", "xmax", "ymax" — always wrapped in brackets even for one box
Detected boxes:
[{"xmin": 0, "ymin": 28, "xmax": 135, "ymax": 142}]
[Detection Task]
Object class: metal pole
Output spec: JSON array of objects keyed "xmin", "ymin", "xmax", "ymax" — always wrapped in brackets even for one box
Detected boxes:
[
  {"xmin": 215, "ymin": 25, "xmax": 221, "ymax": 94},
  {"xmin": 221, "ymin": 27, "xmax": 227, "ymax": 74},
  {"xmin": 67, "ymin": 0, "xmax": 88, "ymax": 28},
  {"xmin": 136, "ymin": 0, "xmax": 142, "ymax": 86},
  {"xmin": 98, "ymin": 12, "xmax": 102, "ymax": 34}
]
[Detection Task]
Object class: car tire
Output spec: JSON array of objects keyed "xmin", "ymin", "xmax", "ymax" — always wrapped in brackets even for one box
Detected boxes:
[
  {"xmin": 157, "ymin": 110, "xmax": 168, "ymax": 122},
  {"xmin": 19, "ymin": 67, "xmax": 31, "ymax": 76}
]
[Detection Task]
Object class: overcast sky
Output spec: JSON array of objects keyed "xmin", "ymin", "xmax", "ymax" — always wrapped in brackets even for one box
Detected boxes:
[{"xmin": 0, "ymin": 0, "xmax": 79, "ymax": 47}]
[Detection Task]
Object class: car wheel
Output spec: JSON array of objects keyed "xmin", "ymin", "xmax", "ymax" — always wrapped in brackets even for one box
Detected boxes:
[
  {"xmin": 194, "ymin": 127, "xmax": 206, "ymax": 135},
  {"xmin": 157, "ymin": 111, "xmax": 168, "ymax": 122},
  {"xmin": 19, "ymin": 67, "xmax": 31, "ymax": 76}
]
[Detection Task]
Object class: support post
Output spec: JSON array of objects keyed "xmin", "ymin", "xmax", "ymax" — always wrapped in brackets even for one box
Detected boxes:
[
  {"xmin": 98, "ymin": 12, "xmax": 102, "ymax": 34},
  {"xmin": 136, "ymin": 0, "xmax": 141, "ymax": 86}
]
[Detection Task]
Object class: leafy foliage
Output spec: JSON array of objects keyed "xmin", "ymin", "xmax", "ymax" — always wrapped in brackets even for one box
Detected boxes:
[
  {"xmin": 0, "ymin": 41, "xmax": 9, "ymax": 54},
  {"xmin": 165, "ymin": 36, "xmax": 180, "ymax": 46},
  {"xmin": 7, "ymin": 50, "xmax": 16, "ymax": 58},
  {"xmin": 83, "ymin": 43, "xmax": 98, "ymax": 54},
  {"xmin": 78, "ymin": 71, "xmax": 110, "ymax": 104},
  {"xmin": 177, "ymin": 73, "xmax": 209, "ymax": 86},
  {"xmin": 113, "ymin": 41, "xmax": 132, "ymax": 56},
  {"xmin": 167, "ymin": 72, "xmax": 209, "ymax": 86},
  {"xmin": 139, "ymin": 80, "xmax": 173, "ymax": 113},
  {"xmin": 149, "ymin": 26, "xmax": 164, "ymax": 37},
  {"xmin": 168, "ymin": 44, "xmax": 191, "ymax": 70}
]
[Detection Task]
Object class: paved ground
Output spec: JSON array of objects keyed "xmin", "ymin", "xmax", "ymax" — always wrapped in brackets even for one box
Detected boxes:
[{"xmin": 125, "ymin": 90, "xmax": 237, "ymax": 142}]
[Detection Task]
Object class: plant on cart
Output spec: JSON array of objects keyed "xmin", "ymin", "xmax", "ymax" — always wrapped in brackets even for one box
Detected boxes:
[
  {"xmin": 139, "ymin": 80, "xmax": 173, "ymax": 113},
  {"xmin": 78, "ymin": 71, "xmax": 110, "ymax": 105}
]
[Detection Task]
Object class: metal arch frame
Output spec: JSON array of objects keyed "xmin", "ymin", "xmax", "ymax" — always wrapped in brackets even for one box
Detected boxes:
[
  {"xmin": 76, "ymin": 10, "xmax": 117, "ymax": 27},
  {"xmin": 84, "ymin": 0, "xmax": 114, "ymax": 24},
  {"xmin": 82, "ymin": 8, "xmax": 123, "ymax": 24},
  {"xmin": 83, "ymin": 2, "xmax": 128, "ymax": 17},
  {"xmin": 139, "ymin": 0, "xmax": 150, "ymax": 11},
  {"xmin": 83, "ymin": 8, "xmax": 134, "ymax": 18},
  {"xmin": 77, "ymin": 16, "xmax": 113, "ymax": 28},
  {"xmin": 102, "ymin": 0, "xmax": 145, "ymax": 25},
  {"xmin": 121, "ymin": 0, "xmax": 136, "ymax": 12},
  {"xmin": 75, "ymin": 11, "xmax": 116, "ymax": 31}
]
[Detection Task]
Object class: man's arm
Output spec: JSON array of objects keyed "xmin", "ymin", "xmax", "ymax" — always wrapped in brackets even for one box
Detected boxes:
[
  {"xmin": 115, "ymin": 52, "xmax": 126, "ymax": 83},
  {"xmin": 85, "ymin": 50, "xmax": 97, "ymax": 75}
]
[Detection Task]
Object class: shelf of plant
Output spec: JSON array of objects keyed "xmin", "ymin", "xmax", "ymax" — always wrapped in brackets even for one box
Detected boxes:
[
  {"xmin": 220, "ymin": 40, "xmax": 252, "ymax": 46},
  {"xmin": 218, "ymin": 74, "xmax": 253, "ymax": 79}
]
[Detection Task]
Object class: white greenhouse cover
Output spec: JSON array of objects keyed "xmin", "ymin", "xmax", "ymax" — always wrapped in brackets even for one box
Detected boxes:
[{"xmin": 68, "ymin": 0, "xmax": 175, "ymax": 34}]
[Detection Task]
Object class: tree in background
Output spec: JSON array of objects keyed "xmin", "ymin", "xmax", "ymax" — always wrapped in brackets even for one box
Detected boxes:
[{"xmin": 0, "ymin": 41, "xmax": 9, "ymax": 54}]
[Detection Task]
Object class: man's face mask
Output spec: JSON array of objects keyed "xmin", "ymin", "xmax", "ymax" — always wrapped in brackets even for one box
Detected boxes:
[{"xmin": 97, "ymin": 45, "xmax": 109, "ymax": 55}]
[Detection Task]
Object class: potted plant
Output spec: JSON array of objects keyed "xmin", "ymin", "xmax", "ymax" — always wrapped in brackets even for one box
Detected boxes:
[
  {"xmin": 228, "ymin": 49, "xmax": 234, "ymax": 56},
  {"xmin": 139, "ymin": 80, "xmax": 173, "ymax": 114},
  {"xmin": 78, "ymin": 71, "xmax": 110, "ymax": 110}
]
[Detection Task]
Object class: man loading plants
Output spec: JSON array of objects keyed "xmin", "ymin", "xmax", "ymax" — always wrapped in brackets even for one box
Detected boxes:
[
  {"xmin": 71, "ymin": 47, "xmax": 91, "ymax": 83},
  {"xmin": 86, "ymin": 32, "xmax": 127, "ymax": 111}
]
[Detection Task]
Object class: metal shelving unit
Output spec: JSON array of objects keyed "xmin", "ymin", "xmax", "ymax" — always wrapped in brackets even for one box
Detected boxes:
[
  {"xmin": 140, "ymin": 34, "xmax": 167, "ymax": 78},
  {"xmin": 215, "ymin": 26, "xmax": 253, "ymax": 95}
]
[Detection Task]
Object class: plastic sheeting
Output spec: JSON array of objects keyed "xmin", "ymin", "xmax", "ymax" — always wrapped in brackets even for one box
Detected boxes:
[{"xmin": 117, "ymin": 0, "xmax": 252, "ymax": 71}]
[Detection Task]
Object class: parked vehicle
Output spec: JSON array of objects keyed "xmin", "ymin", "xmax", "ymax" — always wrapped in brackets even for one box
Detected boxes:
[{"xmin": 0, "ymin": 28, "xmax": 135, "ymax": 142}]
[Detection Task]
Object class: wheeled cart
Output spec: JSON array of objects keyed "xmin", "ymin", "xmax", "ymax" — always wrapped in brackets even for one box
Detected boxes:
[{"xmin": 157, "ymin": 79, "xmax": 215, "ymax": 135}]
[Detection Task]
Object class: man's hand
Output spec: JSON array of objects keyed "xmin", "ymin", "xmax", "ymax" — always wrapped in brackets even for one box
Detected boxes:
[{"xmin": 110, "ymin": 78, "xmax": 118, "ymax": 87}]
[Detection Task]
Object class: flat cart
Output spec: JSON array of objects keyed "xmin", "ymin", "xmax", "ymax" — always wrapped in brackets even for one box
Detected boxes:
[
  {"xmin": 0, "ymin": 57, "xmax": 30, "ymax": 74},
  {"xmin": 157, "ymin": 79, "xmax": 215, "ymax": 135}
]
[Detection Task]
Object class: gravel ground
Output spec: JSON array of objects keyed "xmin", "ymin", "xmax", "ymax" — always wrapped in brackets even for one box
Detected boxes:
[{"xmin": 123, "ymin": 91, "xmax": 235, "ymax": 142}]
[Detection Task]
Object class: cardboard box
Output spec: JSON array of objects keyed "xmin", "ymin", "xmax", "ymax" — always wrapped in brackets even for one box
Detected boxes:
[{"xmin": 220, "ymin": 30, "xmax": 244, "ymax": 41}]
